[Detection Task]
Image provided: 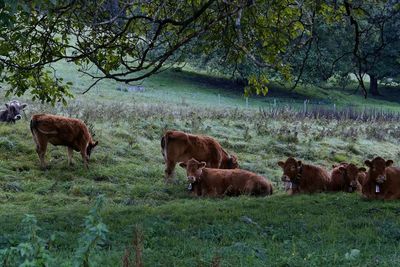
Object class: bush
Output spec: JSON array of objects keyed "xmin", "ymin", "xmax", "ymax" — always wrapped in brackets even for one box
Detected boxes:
[
  {"xmin": 0, "ymin": 214, "xmax": 53, "ymax": 267},
  {"xmin": 0, "ymin": 196, "xmax": 108, "ymax": 267}
]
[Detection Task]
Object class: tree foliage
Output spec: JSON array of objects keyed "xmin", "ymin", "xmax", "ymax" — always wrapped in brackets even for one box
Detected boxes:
[
  {"xmin": 0, "ymin": 0, "xmax": 399, "ymax": 102},
  {"xmin": 289, "ymin": 0, "xmax": 400, "ymax": 96}
]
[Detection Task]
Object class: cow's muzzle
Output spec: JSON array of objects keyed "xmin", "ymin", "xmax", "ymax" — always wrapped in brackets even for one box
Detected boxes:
[
  {"xmin": 281, "ymin": 175, "xmax": 290, "ymax": 182},
  {"xmin": 14, "ymin": 114, "xmax": 22, "ymax": 120},
  {"xmin": 348, "ymin": 181, "xmax": 358, "ymax": 192},
  {"xmin": 376, "ymin": 175, "xmax": 386, "ymax": 184},
  {"xmin": 187, "ymin": 176, "xmax": 196, "ymax": 183}
]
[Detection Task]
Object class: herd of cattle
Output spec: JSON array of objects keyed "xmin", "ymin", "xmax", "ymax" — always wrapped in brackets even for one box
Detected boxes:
[
  {"xmin": 161, "ymin": 130, "xmax": 400, "ymax": 200},
  {"xmin": 1, "ymin": 100, "xmax": 399, "ymax": 200}
]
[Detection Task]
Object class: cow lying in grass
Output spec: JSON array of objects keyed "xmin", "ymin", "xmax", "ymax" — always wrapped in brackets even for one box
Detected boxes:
[
  {"xmin": 179, "ymin": 158, "xmax": 272, "ymax": 197},
  {"xmin": 30, "ymin": 114, "xmax": 98, "ymax": 169},
  {"xmin": 161, "ymin": 130, "xmax": 238, "ymax": 182},
  {"xmin": 278, "ymin": 157, "xmax": 331, "ymax": 194},
  {"xmin": 330, "ymin": 163, "xmax": 366, "ymax": 192},
  {"xmin": 362, "ymin": 157, "xmax": 400, "ymax": 199},
  {"xmin": 0, "ymin": 100, "xmax": 27, "ymax": 123}
]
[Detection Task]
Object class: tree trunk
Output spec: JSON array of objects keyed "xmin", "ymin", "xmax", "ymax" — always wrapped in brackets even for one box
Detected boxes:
[{"xmin": 369, "ymin": 74, "xmax": 380, "ymax": 96}]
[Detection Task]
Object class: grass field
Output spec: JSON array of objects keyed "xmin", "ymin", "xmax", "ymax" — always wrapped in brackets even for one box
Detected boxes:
[{"xmin": 1, "ymin": 64, "xmax": 400, "ymax": 266}]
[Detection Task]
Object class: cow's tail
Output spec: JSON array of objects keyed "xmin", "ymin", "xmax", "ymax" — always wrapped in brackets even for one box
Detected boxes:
[
  {"xmin": 161, "ymin": 131, "xmax": 171, "ymax": 162},
  {"xmin": 30, "ymin": 118, "xmax": 39, "ymax": 144},
  {"xmin": 30, "ymin": 118, "xmax": 36, "ymax": 135}
]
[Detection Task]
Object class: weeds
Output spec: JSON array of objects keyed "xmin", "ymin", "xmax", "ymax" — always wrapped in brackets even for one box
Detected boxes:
[
  {"xmin": 122, "ymin": 225, "xmax": 144, "ymax": 267},
  {"xmin": 0, "ymin": 214, "xmax": 53, "ymax": 267},
  {"xmin": 74, "ymin": 195, "xmax": 109, "ymax": 267}
]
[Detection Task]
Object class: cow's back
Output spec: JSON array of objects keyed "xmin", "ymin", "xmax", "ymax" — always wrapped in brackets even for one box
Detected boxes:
[
  {"xmin": 163, "ymin": 131, "xmax": 224, "ymax": 167},
  {"xmin": 200, "ymin": 169, "xmax": 272, "ymax": 196},
  {"xmin": 299, "ymin": 164, "xmax": 330, "ymax": 193},
  {"xmin": 329, "ymin": 166, "xmax": 346, "ymax": 191},
  {"xmin": 31, "ymin": 114, "xmax": 89, "ymax": 150}
]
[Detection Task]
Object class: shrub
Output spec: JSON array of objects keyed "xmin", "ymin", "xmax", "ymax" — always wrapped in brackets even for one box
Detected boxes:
[
  {"xmin": 0, "ymin": 196, "xmax": 109, "ymax": 267},
  {"xmin": 0, "ymin": 214, "xmax": 53, "ymax": 267}
]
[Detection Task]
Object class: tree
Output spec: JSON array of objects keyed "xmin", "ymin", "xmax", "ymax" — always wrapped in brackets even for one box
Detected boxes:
[
  {"xmin": 1, "ymin": 0, "xmax": 398, "ymax": 102},
  {"xmin": 288, "ymin": 0, "xmax": 400, "ymax": 97}
]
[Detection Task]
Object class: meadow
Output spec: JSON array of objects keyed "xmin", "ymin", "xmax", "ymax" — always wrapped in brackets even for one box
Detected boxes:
[{"xmin": 1, "ymin": 64, "xmax": 400, "ymax": 266}]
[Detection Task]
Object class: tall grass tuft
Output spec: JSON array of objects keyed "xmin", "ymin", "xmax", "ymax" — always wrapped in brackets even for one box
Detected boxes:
[{"xmin": 122, "ymin": 225, "xmax": 144, "ymax": 267}]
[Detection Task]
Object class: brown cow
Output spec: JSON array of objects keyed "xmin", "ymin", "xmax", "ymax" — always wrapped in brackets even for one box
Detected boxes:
[
  {"xmin": 362, "ymin": 157, "xmax": 400, "ymax": 199},
  {"xmin": 329, "ymin": 163, "xmax": 366, "ymax": 193},
  {"xmin": 278, "ymin": 157, "xmax": 330, "ymax": 194},
  {"xmin": 161, "ymin": 130, "xmax": 238, "ymax": 182},
  {"xmin": 179, "ymin": 158, "xmax": 272, "ymax": 197},
  {"xmin": 30, "ymin": 114, "xmax": 98, "ymax": 169}
]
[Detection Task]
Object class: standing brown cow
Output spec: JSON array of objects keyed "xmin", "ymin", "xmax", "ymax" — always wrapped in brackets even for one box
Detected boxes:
[
  {"xmin": 161, "ymin": 130, "xmax": 238, "ymax": 182},
  {"xmin": 362, "ymin": 157, "xmax": 400, "ymax": 199},
  {"xmin": 30, "ymin": 114, "xmax": 98, "ymax": 169},
  {"xmin": 179, "ymin": 158, "xmax": 272, "ymax": 197},
  {"xmin": 329, "ymin": 163, "xmax": 366, "ymax": 192},
  {"xmin": 278, "ymin": 157, "xmax": 330, "ymax": 194}
]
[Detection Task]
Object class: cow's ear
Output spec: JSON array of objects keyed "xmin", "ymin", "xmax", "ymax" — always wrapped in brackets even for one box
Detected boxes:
[
  {"xmin": 386, "ymin": 160, "xmax": 393, "ymax": 167},
  {"xmin": 297, "ymin": 160, "xmax": 302, "ymax": 167},
  {"xmin": 199, "ymin": 162, "xmax": 206, "ymax": 169},
  {"xmin": 5, "ymin": 103, "xmax": 8, "ymax": 108},
  {"xmin": 364, "ymin": 160, "xmax": 372, "ymax": 167},
  {"xmin": 332, "ymin": 164, "xmax": 338, "ymax": 168},
  {"xmin": 358, "ymin": 167, "xmax": 366, "ymax": 172},
  {"xmin": 20, "ymin": 103, "xmax": 27, "ymax": 109},
  {"xmin": 93, "ymin": 141, "xmax": 98, "ymax": 147},
  {"xmin": 277, "ymin": 161, "xmax": 285, "ymax": 168},
  {"xmin": 179, "ymin": 162, "xmax": 187, "ymax": 169}
]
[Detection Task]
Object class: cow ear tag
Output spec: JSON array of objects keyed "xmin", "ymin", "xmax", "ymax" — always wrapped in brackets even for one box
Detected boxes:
[
  {"xmin": 375, "ymin": 185, "xmax": 380, "ymax": 193},
  {"xmin": 187, "ymin": 183, "xmax": 192, "ymax": 191}
]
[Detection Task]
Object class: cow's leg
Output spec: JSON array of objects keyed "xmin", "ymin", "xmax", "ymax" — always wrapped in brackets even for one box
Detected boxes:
[
  {"xmin": 164, "ymin": 161, "xmax": 176, "ymax": 183},
  {"xmin": 80, "ymin": 150, "xmax": 89, "ymax": 169},
  {"xmin": 36, "ymin": 140, "xmax": 47, "ymax": 170},
  {"xmin": 67, "ymin": 147, "xmax": 74, "ymax": 166}
]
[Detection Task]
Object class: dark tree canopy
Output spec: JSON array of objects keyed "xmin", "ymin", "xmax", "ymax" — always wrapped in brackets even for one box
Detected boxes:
[
  {"xmin": 0, "ymin": 0, "xmax": 399, "ymax": 103},
  {"xmin": 286, "ymin": 0, "xmax": 400, "ymax": 96}
]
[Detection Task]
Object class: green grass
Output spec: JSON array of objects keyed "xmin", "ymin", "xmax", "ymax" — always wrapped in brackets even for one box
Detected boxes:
[
  {"xmin": 13, "ymin": 60, "xmax": 400, "ymax": 112},
  {"xmin": 1, "ymin": 63, "xmax": 400, "ymax": 266}
]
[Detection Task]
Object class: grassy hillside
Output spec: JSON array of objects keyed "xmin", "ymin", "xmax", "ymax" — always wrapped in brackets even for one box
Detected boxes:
[{"xmin": 1, "ymin": 65, "xmax": 400, "ymax": 266}]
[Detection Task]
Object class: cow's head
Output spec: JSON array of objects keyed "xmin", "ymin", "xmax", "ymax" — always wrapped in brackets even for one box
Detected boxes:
[
  {"xmin": 278, "ymin": 157, "xmax": 302, "ymax": 183},
  {"xmin": 365, "ymin": 157, "xmax": 393, "ymax": 184},
  {"xmin": 179, "ymin": 158, "xmax": 206, "ymax": 184},
  {"xmin": 86, "ymin": 141, "xmax": 99, "ymax": 158},
  {"xmin": 337, "ymin": 163, "xmax": 366, "ymax": 192},
  {"xmin": 3, "ymin": 101, "xmax": 27, "ymax": 123},
  {"xmin": 226, "ymin": 154, "xmax": 239, "ymax": 169}
]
